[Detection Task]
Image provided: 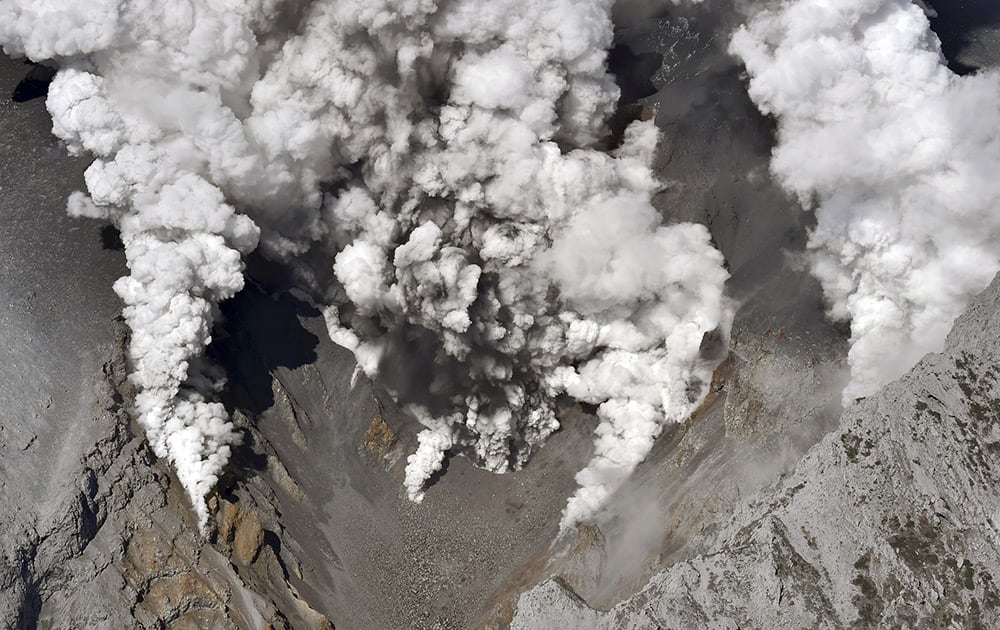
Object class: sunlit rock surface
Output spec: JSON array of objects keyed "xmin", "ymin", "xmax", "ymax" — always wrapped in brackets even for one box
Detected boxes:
[
  {"xmin": 514, "ymin": 272, "xmax": 1000, "ymax": 629},
  {"xmin": 3, "ymin": 1, "xmax": 999, "ymax": 628}
]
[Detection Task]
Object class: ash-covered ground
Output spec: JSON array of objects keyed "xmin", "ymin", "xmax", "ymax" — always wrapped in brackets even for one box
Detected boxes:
[
  {"xmin": 0, "ymin": 53, "xmax": 125, "ymax": 503},
  {"xmin": 0, "ymin": 6, "xmax": 841, "ymax": 625},
  {"xmin": 0, "ymin": 49, "xmax": 594, "ymax": 629},
  {"xmin": 2, "ymin": 1, "xmax": 1000, "ymax": 629}
]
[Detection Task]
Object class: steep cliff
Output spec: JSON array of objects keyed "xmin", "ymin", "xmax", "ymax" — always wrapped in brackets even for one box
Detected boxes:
[
  {"xmin": 513, "ymin": 273, "xmax": 1000, "ymax": 628},
  {"xmin": 4, "ymin": 2, "xmax": 999, "ymax": 629}
]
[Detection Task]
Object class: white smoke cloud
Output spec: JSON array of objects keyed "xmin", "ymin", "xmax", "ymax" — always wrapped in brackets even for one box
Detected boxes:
[
  {"xmin": 2, "ymin": 0, "xmax": 267, "ymax": 531},
  {"xmin": 730, "ymin": 0, "xmax": 1000, "ymax": 404},
  {"xmin": 275, "ymin": 0, "xmax": 732, "ymax": 528},
  {"xmin": 1, "ymin": 0, "xmax": 731, "ymax": 531}
]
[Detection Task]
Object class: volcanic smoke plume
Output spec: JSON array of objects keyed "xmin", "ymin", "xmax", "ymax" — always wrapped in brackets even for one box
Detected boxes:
[
  {"xmin": 0, "ymin": 0, "xmax": 731, "ymax": 530},
  {"xmin": 731, "ymin": 0, "xmax": 1000, "ymax": 405}
]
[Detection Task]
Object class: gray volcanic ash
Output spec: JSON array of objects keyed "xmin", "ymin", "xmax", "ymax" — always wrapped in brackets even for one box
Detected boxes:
[{"xmin": 0, "ymin": 0, "xmax": 731, "ymax": 531}]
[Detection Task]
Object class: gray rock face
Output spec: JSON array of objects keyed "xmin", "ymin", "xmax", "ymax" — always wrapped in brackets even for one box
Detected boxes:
[
  {"xmin": 513, "ymin": 272, "xmax": 1000, "ymax": 629},
  {"xmin": 5, "ymin": 3, "xmax": 1000, "ymax": 630},
  {"xmin": 0, "ymin": 56, "xmax": 331, "ymax": 629},
  {"xmin": 207, "ymin": 281, "xmax": 595, "ymax": 629},
  {"xmin": 0, "ymin": 317, "xmax": 294, "ymax": 629},
  {"xmin": 1, "ymin": 5, "xmax": 848, "ymax": 628},
  {"xmin": 0, "ymin": 51, "xmax": 593, "ymax": 630},
  {"xmin": 479, "ymin": 8, "xmax": 849, "ymax": 622}
]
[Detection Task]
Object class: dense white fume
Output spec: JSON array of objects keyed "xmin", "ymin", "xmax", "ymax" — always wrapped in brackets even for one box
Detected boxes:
[
  {"xmin": 731, "ymin": 0, "xmax": 1000, "ymax": 404},
  {"xmin": 0, "ymin": 0, "xmax": 731, "ymax": 531}
]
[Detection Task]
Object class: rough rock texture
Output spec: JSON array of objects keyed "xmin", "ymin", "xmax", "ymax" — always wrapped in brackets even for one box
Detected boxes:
[
  {"xmin": 1, "ymin": 6, "xmax": 847, "ymax": 628},
  {"xmin": 500, "ymin": 2, "xmax": 1000, "ymax": 626},
  {"xmin": 478, "ymin": 7, "xmax": 849, "ymax": 625},
  {"xmin": 0, "ymin": 54, "xmax": 335, "ymax": 629},
  {"xmin": 0, "ymin": 51, "xmax": 593, "ymax": 629},
  {"xmin": 0, "ymin": 317, "xmax": 320, "ymax": 629},
  {"xmin": 5, "ymin": 2, "xmax": 1000, "ymax": 629},
  {"xmin": 205, "ymin": 279, "xmax": 596, "ymax": 629},
  {"xmin": 512, "ymin": 272, "xmax": 1000, "ymax": 629}
]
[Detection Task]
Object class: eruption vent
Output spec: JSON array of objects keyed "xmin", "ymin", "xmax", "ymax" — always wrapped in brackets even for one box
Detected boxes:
[{"xmin": 1, "ymin": 0, "xmax": 731, "ymax": 530}]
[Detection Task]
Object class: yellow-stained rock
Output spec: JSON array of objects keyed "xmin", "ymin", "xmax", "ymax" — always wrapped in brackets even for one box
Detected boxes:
[
  {"xmin": 216, "ymin": 499, "xmax": 264, "ymax": 565},
  {"xmin": 361, "ymin": 415, "xmax": 396, "ymax": 456}
]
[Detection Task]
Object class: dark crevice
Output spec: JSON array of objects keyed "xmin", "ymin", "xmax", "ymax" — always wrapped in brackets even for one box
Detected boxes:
[
  {"xmin": 100, "ymin": 225, "xmax": 124, "ymax": 251},
  {"xmin": 608, "ymin": 42, "xmax": 663, "ymax": 106},
  {"xmin": 605, "ymin": 41, "xmax": 663, "ymax": 149},
  {"xmin": 209, "ymin": 278, "xmax": 320, "ymax": 418},
  {"xmin": 11, "ymin": 62, "xmax": 55, "ymax": 103},
  {"xmin": 925, "ymin": 0, "xmax": 1000, "ymax": 75}
]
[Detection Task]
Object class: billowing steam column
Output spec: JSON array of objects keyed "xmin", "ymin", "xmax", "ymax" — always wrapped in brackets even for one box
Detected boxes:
[
  {"xmin": 0, "ymin": 0, "xmax": 732, "ymax": 532},
  {"xmin": 731, "ymin": 0, "xmax": 1000, "ymax": 405},
  {"xmin": 292, "ymin": 0, "xmax": 734, "ymax": 530},
  {"xmin": 0, "ymin": 5, "xmax": 267, "ymax": 531}
]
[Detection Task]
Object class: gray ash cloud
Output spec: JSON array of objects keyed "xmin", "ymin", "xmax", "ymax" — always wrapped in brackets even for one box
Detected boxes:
[{"xmin": 0, "ymin": 0, "xmax": 731, "ymax": 531}]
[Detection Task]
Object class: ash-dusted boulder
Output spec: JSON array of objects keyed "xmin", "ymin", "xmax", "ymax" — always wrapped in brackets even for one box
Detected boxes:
[{"xmin": 514, "ymin": 273, "xmax": 1000, "ymax": 628}]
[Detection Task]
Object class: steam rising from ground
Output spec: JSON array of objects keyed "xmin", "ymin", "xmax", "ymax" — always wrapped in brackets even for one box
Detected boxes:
[
  {"xmin": 0, "ymin": 0, "xmax": 731, "ymax": 530},
  {"xmin": 731, "ymin": 0, "xmax": 1000, "ymax": 403}
]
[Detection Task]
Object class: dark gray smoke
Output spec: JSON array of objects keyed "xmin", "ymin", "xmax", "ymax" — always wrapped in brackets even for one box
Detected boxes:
[{"xmin": 0, "ymin": 0, "xmax": 732, "ymax": 531}]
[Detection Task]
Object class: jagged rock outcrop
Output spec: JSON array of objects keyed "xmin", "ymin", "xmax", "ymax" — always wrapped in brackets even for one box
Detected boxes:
[
  {"xmin": 6, "ymin": 3, "xmax": 1000, "ymax": 629},
  {"xmin": 1, "ymin": 8, "xmax": 845, "ymax": 628},
  {"xmin": 0, "ymin": 55, "xmax": 334, "ymax": 628},
  {"xmin": 478, "ymin": 8, "xmax": 850, "ymax": 624},
  {"xmin": 0, "ymin": 58, "xmax": 588, "ymax": 623},
  {"xmin": 513, "ymin": 273, "xmax": 1000, "ymax": 628},
  {"xmin": 0, "ymin": 316, "xmax": 332, "ymax": 629}
]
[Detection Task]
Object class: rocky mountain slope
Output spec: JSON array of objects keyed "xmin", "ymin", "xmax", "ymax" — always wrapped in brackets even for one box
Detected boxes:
[
  {"xmin": 3, "ymin": 1, "xmax": 999, "ymax": 629},
  {"xmin": 0, "ymin": 47, "xmax": 594, "ymax": 628},
  {"xmin": 513, "ymin": 271, "xmax": 1000, "ymax": 629}
]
